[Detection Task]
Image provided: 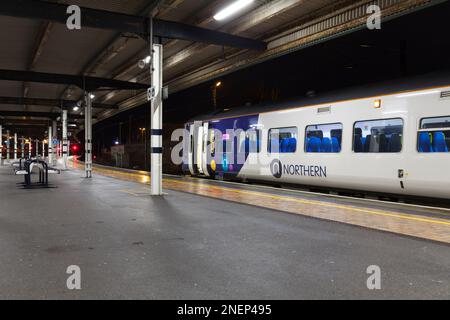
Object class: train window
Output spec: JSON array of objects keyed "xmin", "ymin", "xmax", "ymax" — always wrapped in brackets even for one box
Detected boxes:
[
  {"xmin": 240, "ymin": 129, "xmax": 261, "ymax": 153},
  {"xmin": 305, "ymin": 123, "xmax": 342, "ymax": 153},
  {"xmin": 353, "ymin": 118, "xmax": 403, "ymax": 153},
  {"xmin": 418, "ymin": 116, "xmax": 450, "ymax": 153},
  {"xmin": 268, "ymin": 127, "xmax": 297, "ymax": 153},
  {"xmin": 420, "ymin": 116, "xmax": 450, "ymax": 129}
]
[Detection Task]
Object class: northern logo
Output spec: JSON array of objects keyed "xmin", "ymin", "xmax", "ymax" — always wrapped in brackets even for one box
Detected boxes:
[{"xmin": 270, "ymin": 159, "xmax": 282, "ymax": 178}]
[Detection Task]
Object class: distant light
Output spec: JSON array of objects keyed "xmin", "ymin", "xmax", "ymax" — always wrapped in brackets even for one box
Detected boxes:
[
  {"xmin": 73, "ymin": 106, "xmax": 79, "ymax": 111},
  {"xmin": 144, "ymin": 56, "xmax": 151, "ymax": 64},
  {"xmin": 114, "ymin": 141, "xmax": 120, "ymax": 145},
  {"xmin": 89, "ymin": 94, "xmax": 95, "ymax": 99},
  {"xmin": 214, "ymin": 0, "xmax": 254, "ymax": 21},
  {"xmin": 374, "ymin": 99, "xmax": 382, "ymax": 109},
  {"xmin": 215, "ymin": 81, "xmax": 222, "ymax": 87}
]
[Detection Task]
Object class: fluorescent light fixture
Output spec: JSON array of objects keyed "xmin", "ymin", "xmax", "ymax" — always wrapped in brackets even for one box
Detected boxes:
[
  {"xmin": 73, "ymin": 106, "xmax": 79, "ymax": 111},
  {"xmin": 214, "ymin": 0, "xmax": 254, "ymax": 21},
  {"xmin": 396, "ymin": 90, "xmax": 440, "ymax": 99}
]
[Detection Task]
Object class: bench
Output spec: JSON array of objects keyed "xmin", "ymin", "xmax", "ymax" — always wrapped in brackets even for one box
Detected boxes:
[{"xmin": 14, "ymin": 159, "xmax": 60, "ymax": 188}]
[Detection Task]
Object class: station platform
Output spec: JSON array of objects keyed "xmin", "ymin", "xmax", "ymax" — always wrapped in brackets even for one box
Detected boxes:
[{"xmin": 0, "ymin": 163, "xmax": 449, "ymax": 299}]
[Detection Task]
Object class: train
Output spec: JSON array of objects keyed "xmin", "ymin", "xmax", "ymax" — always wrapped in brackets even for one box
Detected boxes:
[{"xmin": 182, "ymin": 72, "xmax": 450, "ymax": 200}]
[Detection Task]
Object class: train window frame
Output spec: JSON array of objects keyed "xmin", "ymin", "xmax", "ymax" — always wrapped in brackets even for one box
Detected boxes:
[
  {"xmin": 417, "ymin": 116, "xmax": 450, "ymax": 153},
  {"xmin": 420, "ymin": 116, "xmax": 450, "ymax": 129},
  {"xmin": 267, "ymin": 126, "xmax": 298, "ymax": 154},
  {"xmin": 304, "ymin": 122, "xmax": 343, "ymax": 153},
  {"xmin": 352, "ymin": 117, "xmax": 404, "ymax": 153}
]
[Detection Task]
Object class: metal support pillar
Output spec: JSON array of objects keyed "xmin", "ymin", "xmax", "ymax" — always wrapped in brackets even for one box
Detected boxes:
[
  {"xmin": 52, "ymin": 120, "xmax": 57, "ymax": 165},
  {"xmin": 14, "ymin": 133, "xmax": 17, "ymax": 160},
  {"xmin": 62, "ymin": 109, "xmax": 68, "ymax": 169},
  {"xmin": 28, "ymin": 138, "xmax": 31, "ymax": 158},
  {"xmin": 48, "ymin": 126, "xmax": 53, "ymax": 164},
  {"xmin": 84, "ymin": 92, "xmax": 93, "ymax": 178},
  {"xmin": 42, "ymin": 140, "xmax": 45, "ymax": 157},
  {"xmin": 6, "ymin": 130, "xmax": 10, "ymax": 161},
  {"xmin": 0, "ymin": 125, "xmax": 2, "ymax": 163},
  {"xmin": 150, "ymin": 44, "xmax": 163, "ymax": 196},
  {"xmin": 35, "ymin": 139, "xmax": 39, "ymax": 157},
  {"xmin": 20, "ymin": 136, "xmax": 24, "ymax": 158}
]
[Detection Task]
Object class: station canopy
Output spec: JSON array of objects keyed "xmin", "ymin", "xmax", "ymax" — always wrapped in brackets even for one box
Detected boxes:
[{"xmin": 0, "ymin": 0, "xmax": 439, "ymax": 135}]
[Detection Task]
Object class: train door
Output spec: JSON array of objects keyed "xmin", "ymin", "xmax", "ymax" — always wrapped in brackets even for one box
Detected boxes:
[
  {"xmin": 194, "ymin": 121, "xmax": 204, "ymax": 175},
  {"xmin": 187, "ymin": 124, "xmax": 195, "ymax": 175},
  {"xmin": 201, "ymin": 122, "xmax": 210, "ymax": 177}
]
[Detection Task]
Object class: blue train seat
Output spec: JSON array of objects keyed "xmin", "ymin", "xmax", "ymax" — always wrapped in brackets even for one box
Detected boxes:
[
  {"xmin": 433, "ymin": 131, "xmax": 448, "ymax": 152},
  {"xmin": 331, "ymin": 137, "xmax": 341, "ymax": 152},
  {"xmin": 287, "ymin": 138, "xmax": 297, "ymax": 152},
  {"xmin": 309, "ymin": 136, "xmax": 321, "ymax": 152},
  {"xmin": 418, "ymin": 132, "xmax": 433, "ymax": 152},
  {"xmin": 321, "ymin": 137, "xmax": 332, "ymax": 153},
  {"xmin": 388, "ymin": 133, "xmax": 402, "ymax": 152},
  {"xmin": 306, "ymin": 138, "xmax": 312, "ymax": 152},
  {"xmin": 280, "ymin": 138, "xmax": 289, "ymax": 153},
  {"xmin": 354, "ymin": 135, "xmax": 363, "ymax": 152}
]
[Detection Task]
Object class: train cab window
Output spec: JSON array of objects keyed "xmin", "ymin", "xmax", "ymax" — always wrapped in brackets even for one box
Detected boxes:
[
  {"xmin": 418, "ymin": 116, "xmax": 450, "ymax": 153},
  {"xmin": 268, "ymin": 127, "xmax": 297, "ymax": 153},
  {"xmin": 353, "ymin": 118, "xmax": 403, "ymax": 153},
  {"xmin": 305, "ymin": 123, "xmax": 342, "ymax": 153}
]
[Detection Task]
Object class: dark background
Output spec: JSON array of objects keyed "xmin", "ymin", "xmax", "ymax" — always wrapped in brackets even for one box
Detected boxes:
[{"xmin": 86, "ymin": 1, "xmax": 450, "ymax": 172}]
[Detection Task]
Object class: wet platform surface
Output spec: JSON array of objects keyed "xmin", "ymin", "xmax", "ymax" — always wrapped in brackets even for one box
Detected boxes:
[
  {"xmin": 83, "ymin": 163, "xmax": 450, "ymax": 244},
  {"xmin": 0, "ymin": 164, "xmax": 449, "ymax": 299}
]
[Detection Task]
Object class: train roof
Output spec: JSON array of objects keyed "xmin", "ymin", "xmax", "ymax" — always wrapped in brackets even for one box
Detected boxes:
[{"xmin": 187, "ymin": 70, "xmax": 450, "ymax": 123}]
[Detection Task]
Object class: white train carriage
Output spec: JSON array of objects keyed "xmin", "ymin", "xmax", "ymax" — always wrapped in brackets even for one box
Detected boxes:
[{"xmin": 183, "ymin": 73, "xmax": 450, "ymax": 200}]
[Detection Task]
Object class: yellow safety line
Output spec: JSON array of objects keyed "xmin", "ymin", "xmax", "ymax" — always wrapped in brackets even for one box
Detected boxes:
[
  {"xmin": 118, "ymin": 189, "xmax": 140, "ymax": 196},
  {"xmin": 86, "ymin": 165, "xmax": 450, "ymax": 228},
  {"xmin": 162, "ymin": 178, "xmax": 450, "ymax": 227}
]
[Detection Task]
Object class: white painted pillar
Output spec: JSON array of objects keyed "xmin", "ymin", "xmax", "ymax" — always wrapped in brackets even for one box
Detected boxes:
[
  {"xmin": 52, "ymin": 120, "xmax": 57, "ymax": 165},
  {"xmin": 48, "ymin": 126, "xmax": 53, "ymax": 164},
  {"xmin": 35, "ymin": 139, "xmax": 39, "ymax": 158},
  {"xmin": 42, "ymin": 140, "xmax": 46, "ymax": 158},
  {"xmin": 84, "ymin": 92, "xmax": 93, "ymax": 178},
  {"xmin": 28, "ymin": 138, "xmax": 31, "ymax": 158},
  {"xmin": 14, "ymin": 133, "xmax": 18, "ymax": 160},
  {"xmin": 150, "ymin": 44, "xmax": 163, "ymax": 195},
  {"xmin": 21, "ymin": 136, "xmax": 24, "ymax": 158},
  {"xmin": 6, "ymin": 131, "xmax": 10, "ymax": 161},
  {"xmin": 0, "ymin": 125, "xmax": 2, "ymax": 161},
  {"xmin": 62, "ymin": 110, "xmax": 68, "ymax": 170}
]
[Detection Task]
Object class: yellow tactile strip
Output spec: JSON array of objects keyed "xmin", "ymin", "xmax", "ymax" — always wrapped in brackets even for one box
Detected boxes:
[{"xmin": 75, "ymin": 163, "xmax": 450, "ymax": 244}]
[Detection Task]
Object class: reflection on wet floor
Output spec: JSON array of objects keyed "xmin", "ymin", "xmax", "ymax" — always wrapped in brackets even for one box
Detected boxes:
[{"xmin": 71, "ymin": 162, "xmax": 450, "ymax": 244}]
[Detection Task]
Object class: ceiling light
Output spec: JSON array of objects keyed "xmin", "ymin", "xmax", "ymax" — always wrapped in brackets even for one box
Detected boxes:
[
  {"xmin": 90, "ymin": 94, "xmax": 95, "ymax": 99},
  {"xmin": 73, "ymin": 106, "xmax": 79, "ymax": 111},
  {"xmin": 214, "ymin": 0, "xmax": 254, "ymax": 21}
]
